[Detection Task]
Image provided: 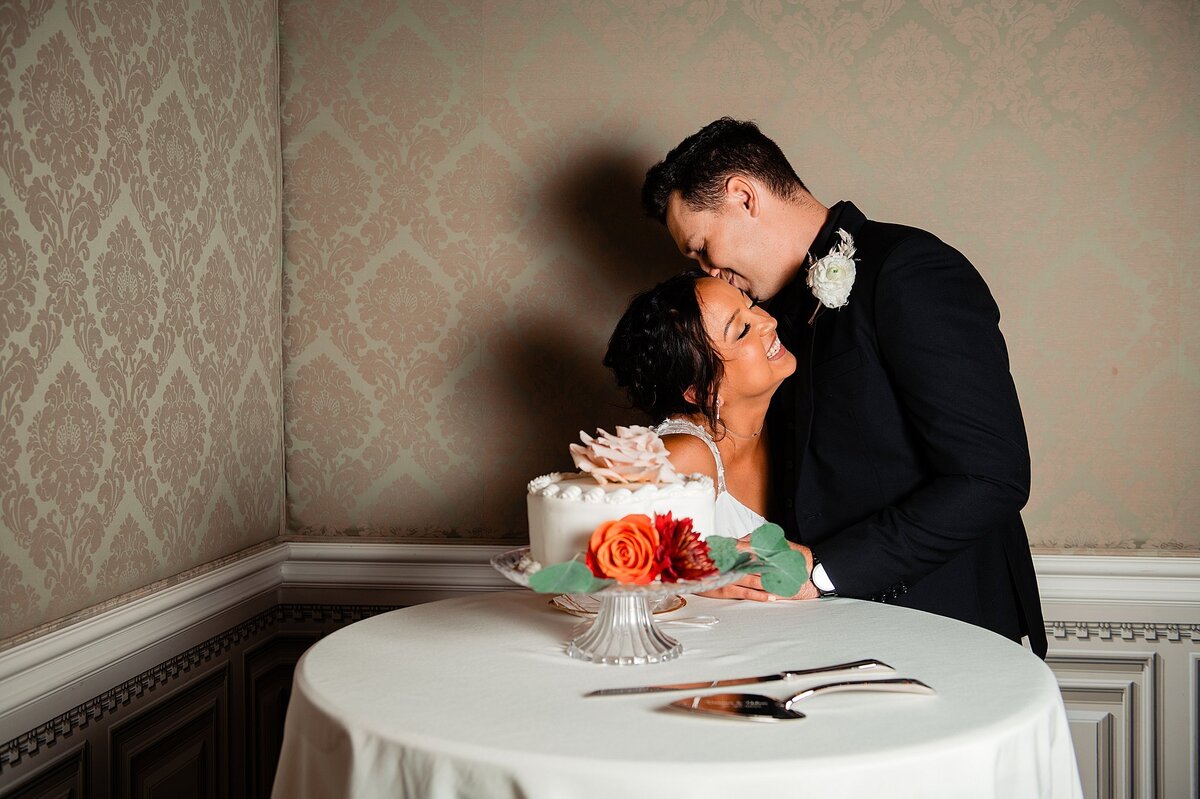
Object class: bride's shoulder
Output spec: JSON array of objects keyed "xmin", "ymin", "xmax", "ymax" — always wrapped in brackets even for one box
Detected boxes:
[{"xmin": 660, "ymin": 433, "xmax": 719, "ymax": 483}]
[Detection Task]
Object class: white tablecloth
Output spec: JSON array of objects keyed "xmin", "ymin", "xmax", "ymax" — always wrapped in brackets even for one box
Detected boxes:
[{"xmin": 272, "ymin": 592, "xmax": 1082, "ymax": 799}]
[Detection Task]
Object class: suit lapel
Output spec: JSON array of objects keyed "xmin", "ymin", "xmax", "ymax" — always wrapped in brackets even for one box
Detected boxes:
[
  {"xmin": 767, "ymin": 201, "xmax": 867, "ymax": 540},
  {"xmin": 787, "ymin": 202, "xmax": 852, "ymax": 484},
  {"xmin": 766, "ymin": 259, "xmax": 817, "ymax": 540}
]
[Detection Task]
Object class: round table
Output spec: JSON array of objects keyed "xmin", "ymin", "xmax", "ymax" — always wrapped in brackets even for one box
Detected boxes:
[{"xmin": 271, "ymin": 592, "xmax": 1082, "ymax": 799}]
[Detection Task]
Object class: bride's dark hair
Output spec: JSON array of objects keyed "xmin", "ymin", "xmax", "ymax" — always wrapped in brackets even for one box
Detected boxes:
[{"xmin": 603, "ymin": 271, "xmax": 723, "ymax": 432}]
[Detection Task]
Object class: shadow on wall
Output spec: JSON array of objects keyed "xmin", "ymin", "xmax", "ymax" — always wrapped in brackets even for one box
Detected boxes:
[
  {"xmin": 550, "ymin": 144, "xmax": 685, "ymax": 303},
  {"xmin": 486, "ymin": 145, "xmax": 685, "ymax": 494}
]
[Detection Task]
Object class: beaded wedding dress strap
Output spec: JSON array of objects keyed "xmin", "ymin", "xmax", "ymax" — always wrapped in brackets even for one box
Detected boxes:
[{"xmin": 654, "ymin": 418, "xmax": 726, "ymax": 494}]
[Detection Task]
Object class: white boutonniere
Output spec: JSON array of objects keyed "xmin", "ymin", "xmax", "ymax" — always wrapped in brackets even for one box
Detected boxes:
[{"xmin": 805, "ymin": 228, "xmax": 856, "ymax": 324}]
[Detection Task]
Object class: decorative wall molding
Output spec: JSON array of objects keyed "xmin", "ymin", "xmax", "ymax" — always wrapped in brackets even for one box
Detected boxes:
[
  {"xmin": 109, "ymin": 665, "xmax": 231, "ymax": 797},
  {"xmin": 1, "ymin": 542, "xmax": 1197, "ymax": 797},
  {"xmin": 1067, "ymin": 709, "xmax": 1114, "ymax": 799},
  {"xmin": 1191, "ymin": 654, "xmax": 1199, "ymax": 798},
  {"xmin": 1048, "ymin": 622, "xmax": 1200, "ymax": 642},
  {"xmin": 280, "ymin": 540, "xmax": 516, "ymax": 594},
  {"xmin": 0, "ymin": 545, "xmax": 289, "ymax": 727},
  {"xmin": 1048, "ymin": 653, "xmax": 1159, "ymax": 798},
  {"xmin": 0, "ymin": 604, "xmax": 398, "ymax": 776},
  {"xmin": 244, "ymin": 631, "xmax": 326, "ymax": 797},
  {"xmin": 2, "ymin": 742, "xmax": 89, "ymax": 797},
  {"xmin": 4, "ymin": 607, "xmax": 273, "ymax": 771},
  {"xmin": 1032, "ymin": 554, "xmax": 1200, "ymax": 607},
  {"xmin": 0, "ymin": 544, "xmax": 1194, "ymax": 737}
]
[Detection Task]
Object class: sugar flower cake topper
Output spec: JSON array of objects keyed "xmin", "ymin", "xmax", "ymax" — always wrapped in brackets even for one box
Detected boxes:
[{"xmin": 569, "ymin": 425, "xmax": 678, "ymax": 485}]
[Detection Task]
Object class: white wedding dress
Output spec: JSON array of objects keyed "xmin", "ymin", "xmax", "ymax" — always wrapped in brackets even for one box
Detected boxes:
[{"xmin": 654, "ymin": 418, "xmax": 768, "ymax": 539}]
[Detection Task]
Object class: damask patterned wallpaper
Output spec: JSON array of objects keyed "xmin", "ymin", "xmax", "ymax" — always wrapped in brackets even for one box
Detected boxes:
[
  {"xmin": 279, "ymin": 0, "xmax": 1198, "ymax": 551},
  {"xmin": 1, "ymin": 0, "xmax": 283, "ymax": 639},
  {"xmin": 3, "ymin": 0, "xmax": 1194, "ymax": 641}
]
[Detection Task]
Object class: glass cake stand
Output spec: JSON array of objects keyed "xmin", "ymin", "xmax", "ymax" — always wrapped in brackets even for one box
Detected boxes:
[{"xmin": 491, "ymin": 547, "xmax": 740, "ymax": 665}]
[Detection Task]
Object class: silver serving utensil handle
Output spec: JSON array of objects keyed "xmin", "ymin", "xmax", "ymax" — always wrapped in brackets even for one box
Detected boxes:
[
  {"xmin": 667, "ymin": 677, "xmax": 935, "ymax": 722},
  {"xmin": 782, "ymin": 677, "xmax": 935, "ymax": 711},
  {"xmin": 782, "ymin": 658, "xmax": 894, "ymax": 679},
  {"xmin": 671, "ymin": 693, "xmax": 802, "ymax": 721}
]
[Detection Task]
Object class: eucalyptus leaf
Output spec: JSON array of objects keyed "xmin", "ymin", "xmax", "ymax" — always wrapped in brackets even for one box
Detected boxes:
[
  {"xmin": 728, "ymin": 552, "xmax": 760, "ymax": 574},
  {"xmin": 528, "ymin": 561, "xmax": 613, "ymax": 594},
  {"xmin": 759, "ymin": 548, "xmax": 809, "ymax": 597},
  {"xmin": 750, "ymin": 524, "xmax": 790, "ymax": 558},
  {"xmin": 705, "ymin": 535, "xmax": 740, "ymax": 571}
]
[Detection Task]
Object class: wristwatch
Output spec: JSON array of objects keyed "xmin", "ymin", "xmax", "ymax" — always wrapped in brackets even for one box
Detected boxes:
[{"xmin": 810, "ymin": 553, "xmax": 838, "ymax": 598}]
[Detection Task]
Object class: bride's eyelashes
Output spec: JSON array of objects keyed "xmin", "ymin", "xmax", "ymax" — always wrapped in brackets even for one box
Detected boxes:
[{"xmin": 735, "ymin": 293, "xmax": 759, "ymax": 340}]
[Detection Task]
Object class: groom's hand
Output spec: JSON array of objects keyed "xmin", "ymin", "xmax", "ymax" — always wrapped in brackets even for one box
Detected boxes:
[
  {"xmin": 698, "ymin": 539, "xmax": 821, "ymax": 601},
  {"xmin": 696, "ymin": 574, "xmax": 777, "ymax": 601},
  {"xmin": 792, "ymin": 543, "xmax": 821, "ymax": 600}
]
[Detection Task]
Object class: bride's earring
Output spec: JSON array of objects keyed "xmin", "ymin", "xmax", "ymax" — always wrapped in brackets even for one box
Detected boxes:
[{"xmin": 716, "ymin": 397, "xmax": 723, "ymax": 422}]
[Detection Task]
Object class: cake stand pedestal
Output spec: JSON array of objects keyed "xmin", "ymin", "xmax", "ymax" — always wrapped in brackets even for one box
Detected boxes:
[{"xmin": 491, "ymin": 547, "xmax": 739, "ymax": 665}]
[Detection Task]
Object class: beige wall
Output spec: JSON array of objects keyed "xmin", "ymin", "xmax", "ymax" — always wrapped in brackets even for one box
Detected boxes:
[
  {"xmin": 2, "ymin": 0, "xmax": 1195, "ymax": 641},
  {"xmin": 279, "ymin": 0, "xmax": 1199, "ymax": 551},
  {"xmin": 0, "ymin": 0, "xmax": 283, "ymax": 639}
]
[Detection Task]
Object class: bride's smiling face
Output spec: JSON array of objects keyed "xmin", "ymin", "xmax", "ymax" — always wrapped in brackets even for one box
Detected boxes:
[{"xmin": 694, "ymin": 277, "xmax": 796, "ymax": 402}]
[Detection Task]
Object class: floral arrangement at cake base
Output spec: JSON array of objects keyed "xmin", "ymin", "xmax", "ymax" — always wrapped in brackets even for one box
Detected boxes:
[
  {"xmin": 528, "ymin": 512, "xmax": 809, "ymax": 598},
  {"xmin": 503, "ymin": 425, "xmax": 810, "ymax": 663}
]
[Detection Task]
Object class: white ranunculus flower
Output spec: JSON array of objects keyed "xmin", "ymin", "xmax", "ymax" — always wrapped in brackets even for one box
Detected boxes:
[
  {"xmin": 807, "ymin": 252, "xmax": 856, "ymax": 307},
  {"xmin": 569, "ymin": 425, "xmax": 679, "ymax": 485},
  {"xmin": 806, "ymin": 228, "xmax": 857, "ymax": 311}
]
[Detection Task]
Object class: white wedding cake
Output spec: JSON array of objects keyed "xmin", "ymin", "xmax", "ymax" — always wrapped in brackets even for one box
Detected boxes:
[{"xmin": 526, "ymin": 427, "xmax": 716, "ymax": 566}]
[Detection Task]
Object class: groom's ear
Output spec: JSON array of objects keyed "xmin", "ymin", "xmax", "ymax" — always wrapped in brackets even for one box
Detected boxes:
[
  {"xmin": 682, "ymin": 386, "xmax": 699, "ymax": 406},
  {"xmin": 724, "ymin": 175, "xmax": 760, "ymax": 218}
]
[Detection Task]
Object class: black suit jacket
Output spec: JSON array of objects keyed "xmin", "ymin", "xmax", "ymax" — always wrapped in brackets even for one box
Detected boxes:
[{"xmin": 767, "ymin": 201, "xmax": 1047, "ymax": 657}]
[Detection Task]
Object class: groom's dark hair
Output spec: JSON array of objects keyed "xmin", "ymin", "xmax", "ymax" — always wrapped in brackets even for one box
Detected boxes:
[
  {"xmin": 641, "ymin": 117, "xmax": 807, "ymax": 223},
  {"xmin": 604, "ymin": 271, "xmax": 722, "ymax": 433}
]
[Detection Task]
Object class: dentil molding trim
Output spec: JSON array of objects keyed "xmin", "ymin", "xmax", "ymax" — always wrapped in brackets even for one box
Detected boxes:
[
  {"xmin": 0, "ymin": 604, "xmax": 398, "ymax": 771},
  {"xmin": 0, "ymin": 542, "xmax": 1196, "ymax": 734},
  {"xmin": 0, "ymin": 544, "xmax": 288, "ymax": 726}
]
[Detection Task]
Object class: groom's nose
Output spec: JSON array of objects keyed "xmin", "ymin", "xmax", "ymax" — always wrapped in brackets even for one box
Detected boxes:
[{"xmin": 706, "ymin": 266, "xmax": 736, "ymax": 285}]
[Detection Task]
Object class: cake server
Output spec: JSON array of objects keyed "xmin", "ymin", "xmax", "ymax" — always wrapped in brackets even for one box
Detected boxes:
[
  {"xmin": 584, "ymin": 658, "xmax": 894, "ymax": 697},
  {"xmin": 666, "ymin": 677, "xmax": 935, "ymax": 722}
]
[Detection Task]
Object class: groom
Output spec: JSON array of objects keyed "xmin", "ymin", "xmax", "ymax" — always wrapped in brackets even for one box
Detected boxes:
[{"xmin": 641, "ymin": 118, "xmax": 1046, "ymax": 657}]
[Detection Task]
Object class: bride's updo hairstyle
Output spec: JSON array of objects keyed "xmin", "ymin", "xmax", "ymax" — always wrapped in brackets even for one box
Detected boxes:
[{"xmin": 603, "ymin": 271, "xmax": 723, "ymax": 432}]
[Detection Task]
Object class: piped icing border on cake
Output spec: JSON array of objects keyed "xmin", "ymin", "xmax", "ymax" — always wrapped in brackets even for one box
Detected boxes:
[{"xmin": 527, "ymin": 473, "xmax": 713, "ymax": 504}]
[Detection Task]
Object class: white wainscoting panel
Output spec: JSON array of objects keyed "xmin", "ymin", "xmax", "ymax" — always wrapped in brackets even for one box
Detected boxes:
[
  {"xmin": 1, "ymin": 544, "xmax": 1196, "ymax": 799},
  {"xmin": 0, "ymin": 543, "xmax": 288, "ymax": 739},
  {"xmin": 1036, "ymin": 554, "xmax": 1200, "ymax": 799},
  {"xmin": 1068, "ymin": 708, "xmax": 1114, "ymax": 799},
  {"xmin": 1049, "ymin": 652, "xmax": 1158, "ymax": 798},
  {"xmin": 1192, "ymin": 653, "xmax": 1200, "ymax": 798}
]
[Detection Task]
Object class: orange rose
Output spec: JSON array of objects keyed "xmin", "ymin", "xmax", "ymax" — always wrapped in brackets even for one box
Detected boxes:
[{"xmin": 585, "ymin": 514, "xmax": 663, "ymax": 584}]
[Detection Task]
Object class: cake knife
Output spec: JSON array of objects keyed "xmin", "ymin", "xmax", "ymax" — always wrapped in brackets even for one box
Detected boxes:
[{"xmin": 584, "ymin": 658, "xmax": 894, "ymax": 697}]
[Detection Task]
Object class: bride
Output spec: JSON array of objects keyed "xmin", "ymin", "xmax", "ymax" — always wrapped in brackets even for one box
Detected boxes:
[{"xmin": 604, "ymin": 271, "xmax": 814, "ymax": 601}]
